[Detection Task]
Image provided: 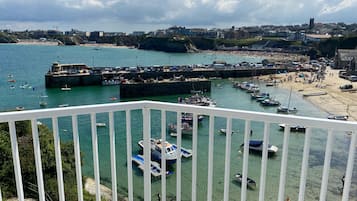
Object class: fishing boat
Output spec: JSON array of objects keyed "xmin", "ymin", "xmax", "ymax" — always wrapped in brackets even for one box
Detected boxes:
[
  {"xmin": 168, "ymin": 122, "xmax": 193, "ymax": 137},
  {"xmin": 277, "ymin": 87, "xmax": 297, "ymax": 114},
  {"xmin": 181, "ymin": 113, "xmax": 204, "ymax": 125},
  {"xmin": 240, "ymin": 140, "xmax": 279, "ymax": 156},
  {"xmin": 131, "ymin": 154, "xmax": 173, "ymax": 177},
  {"xmin": 279, "ymin": 124, "xmax": 306, "ymax": 132},
  {"xmin": 234, "ymin": 173, "xmax": 257, "ymax": 190},
  {"xmin": 138, "ymin": 138, "xmax": 192, "ymax": 164}
]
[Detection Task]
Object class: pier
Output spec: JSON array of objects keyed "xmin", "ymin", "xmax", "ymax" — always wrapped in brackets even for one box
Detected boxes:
[{"xmin": 45, "ymin": 62, "xmax": 289, "ymax": 88}]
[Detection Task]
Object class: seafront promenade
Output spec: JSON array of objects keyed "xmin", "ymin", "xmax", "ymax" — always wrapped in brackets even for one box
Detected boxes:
[{"xmin": 260, "ymin": 67, "xmax": 357, "ymax": 121}]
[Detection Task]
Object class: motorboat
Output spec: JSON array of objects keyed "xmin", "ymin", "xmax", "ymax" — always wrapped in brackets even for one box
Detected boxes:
[
  {"xmin": 178, "ymin": 94, "xmax": 216, "ymax": 107},
  {"xmin": 251, "ymin": 92, "xmax": 269, "ymax": 100},
  {"xmin": 58, "ymin": 104, "xmax": 69, "ymax": 107},
  {"xmin": 240, "ymin": 140, "xmax": 278, "ymax": 156},
  {"xmin": 327, "ymin": 114, "xmax": 348, "ymax": 121},
  {"xmin": 234, "ymin": 173, "xmax": 257, "ymax": 190},
  {"xmin": 131, "ymin": 154, "xmax": 172, "ymax": 177},
  {"xmin": 15, "ymin": 106, "xmax": 25, "ymax": 111},
  {"xmin": 168, "ymin": 122, "xmax": 192, "ymax": 137},
  {"xmin": 279, "ymin": 124, "xmax": 306, "ymax": 132},
  {"xmin": 260, "ymin": 98, "xmax": 280, "ymax": 106},
  {"xmin": 138, "ymin": 138, "xmax": 192, "ymax": 164}
]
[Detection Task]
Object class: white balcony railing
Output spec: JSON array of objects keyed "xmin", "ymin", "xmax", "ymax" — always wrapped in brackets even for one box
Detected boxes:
[{"xmin": 0, "ymin": 100, "xmax": 356, "ymax": 201}]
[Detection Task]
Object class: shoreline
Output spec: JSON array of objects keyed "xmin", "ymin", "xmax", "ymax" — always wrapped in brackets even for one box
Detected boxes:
[{"xmin": 259, "ymin": 67, "xmax": 357, "ymax": 121}]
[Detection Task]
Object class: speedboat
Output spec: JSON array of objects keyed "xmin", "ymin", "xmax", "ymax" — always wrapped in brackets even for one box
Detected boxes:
[
  {"xmin": 234, "ymin": 173, "xmax": 257, "ymax": 190},
  {"xmin": 138, "ymin": 138, "xmax": 192, "ymax": 164},
  {"xmin": 279, "ymin": 124, "xmax": 305, "ymax": 132},
  {"xmin": 132, "ymin": 154, "xmax": 172, "ymax": 177},
  {"xmin": 240, "ymin": 140, "xmax": 278, "ymax": 156}
]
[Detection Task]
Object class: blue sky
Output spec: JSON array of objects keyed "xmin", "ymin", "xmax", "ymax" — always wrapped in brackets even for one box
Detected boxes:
[{"xmin": 0, "ymin": 0, "xmax": 356, "ymax": 33}]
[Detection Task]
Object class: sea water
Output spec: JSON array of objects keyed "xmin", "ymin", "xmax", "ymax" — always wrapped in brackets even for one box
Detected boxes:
[{"xmin": 0, "ymin": 44, "xmax": 356, "ymax": 201}]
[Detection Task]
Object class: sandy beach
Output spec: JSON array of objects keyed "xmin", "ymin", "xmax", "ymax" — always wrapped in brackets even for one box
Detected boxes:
[{"xmin": 259, "ymin": 67, "xmax": 357, "ymax": 121}]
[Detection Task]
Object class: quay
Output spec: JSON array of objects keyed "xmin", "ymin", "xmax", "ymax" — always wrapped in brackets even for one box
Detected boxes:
[{"xmin": 45, "ymin": 62, "xmax": 289, "ymax": 88}]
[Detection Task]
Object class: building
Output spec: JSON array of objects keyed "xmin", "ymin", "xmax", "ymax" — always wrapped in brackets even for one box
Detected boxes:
[
  {"xmin": 335, "ymin": 49, "xmax": 357, "ymax": 71},
  {"xmin": 309, "ymin": 18, "xmax": 315, "ymax": 29}
]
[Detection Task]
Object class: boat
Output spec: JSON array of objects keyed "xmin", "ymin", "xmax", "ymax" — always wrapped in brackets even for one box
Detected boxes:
[
  {"xmin": 327, "ymin": 114, "xmax": 348, "ymax": 121},
  {"xmin": 58, "ymin": 104, "xmax": 69, "ymax": 107},
  {"xmin": 240, "ymin": 140, "xmax": 279, "ymax": 156},
  {"xmin": 39, "ymin": 101, "xmax": 48, "ymax": 107},
  {"xmin": 181, "ymin": 113, "xmax": 204, "ymax": 125},
  {"xmin": 61, "ymin": 84, "xmax": 71, "ymax": 91},
  {"xmin": 277, "ymin": 87, "xmax": 297, "ymax": 114},
  {"xmin": 279, "ymin": 124, "xmax": 306, "ymax": 132},
  {"xmin": 218, "ymin": 128, "xmax": 236, "ymax": 135},
  {"xmin": 15, "ymin": 106, "xmax": 24, "ymax": 111},
  {"xmin": 277, "ymin": 106, "xmax": 297, "ymax": 114},
  {"xmin": 260, "ymin": 98, "xmax": 280, "ymax": 107},
  {"xmin": 178, "ymin": 94, "xmax": 216, "ymax": 107},
  {"xmin": 138, "ymin": 138, "xmax": 192, "ymax": 164},
  {"xmin": 302, "ymin": 91, "xmax": 327, "ymax": 97},
  {"xmin": 131, "ymin": 154, "xmax": 172, "ymax": 177},
  {"xmin": 234, "ymin": 173, "xmax": 257, "ymax": 190},
  {"xmin": 250, "ymin": 92, "xmax": 269, "ymax": 100},
  {"xmin": 96, "ymin": 122, "xmax": 106, "ymax": 127},
  {"xmin": 168, "ymin": 122, "xmax": 193, "ymax": 137}
]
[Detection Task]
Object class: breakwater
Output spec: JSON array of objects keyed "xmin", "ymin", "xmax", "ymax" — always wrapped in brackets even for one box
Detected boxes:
[{"xmin": 45, "ymin": 63, "xmax": 288, "ymax": 88}]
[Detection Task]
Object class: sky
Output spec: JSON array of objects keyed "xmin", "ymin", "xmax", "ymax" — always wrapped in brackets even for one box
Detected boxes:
[{"xmin": 0, "ymin": 0, "xmax": 357, "ymax": 33}]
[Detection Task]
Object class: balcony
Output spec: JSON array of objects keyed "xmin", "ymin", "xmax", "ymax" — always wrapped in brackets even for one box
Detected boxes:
[{"xmin": 0, "ymin": 100, "xmax": 356, "ymax": 201}]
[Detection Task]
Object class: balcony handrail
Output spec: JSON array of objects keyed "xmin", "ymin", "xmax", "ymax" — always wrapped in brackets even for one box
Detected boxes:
[
  {"xmin": 1, "ymin": 100, "xmax": 357, "ymax": 131},
  {"xmin": 0, "ymin": 100, "xmax": 356, "ymax": 201}
]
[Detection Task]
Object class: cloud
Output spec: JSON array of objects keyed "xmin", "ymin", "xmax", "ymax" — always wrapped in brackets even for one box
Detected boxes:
[
  {"xmin": 0, "ymin": 0, "xmax": 356, "ymax": 32},
  {"xmin": 319, "ymin": 0, "xmax": 357, "ymax": 15}
]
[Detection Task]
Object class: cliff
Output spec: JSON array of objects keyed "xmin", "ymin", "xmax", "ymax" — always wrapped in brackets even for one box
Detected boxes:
[{"xmin": 138, "ymin": 37, "xmax": 198, "ymax": 53}]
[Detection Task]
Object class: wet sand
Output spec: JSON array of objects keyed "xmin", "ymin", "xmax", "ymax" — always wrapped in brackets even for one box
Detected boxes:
[{"xmin": 259, "ymin": 67, "xmax": 357, "ymax": 121}]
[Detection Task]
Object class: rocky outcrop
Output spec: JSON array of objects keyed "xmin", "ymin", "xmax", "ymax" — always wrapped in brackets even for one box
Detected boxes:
[{"xmin": 138, "ymin": 37, "xmax": 198, "ymax": 53}]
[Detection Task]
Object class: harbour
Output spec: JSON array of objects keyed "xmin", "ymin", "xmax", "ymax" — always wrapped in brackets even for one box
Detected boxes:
[{"xmin": 0, "ymin": 44, "xmax": 356, "ymax": 201}]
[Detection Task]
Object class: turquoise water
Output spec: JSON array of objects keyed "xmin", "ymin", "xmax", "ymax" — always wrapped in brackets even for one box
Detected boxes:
[{"xmin": 0, "ymin": 44, "xmax": 356, "ymax": 201}]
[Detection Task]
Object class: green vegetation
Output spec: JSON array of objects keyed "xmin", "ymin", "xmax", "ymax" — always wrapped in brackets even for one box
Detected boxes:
[
  {"xmin": 0, "ymin": 32, "xmax": 17, "ymax": 43},
  {"xmin": 0, "ymin": 121, "xmax": 96, "ymax": 200},
  {"xmin": 318, "ymin": 35, "xmax": 357, "ymax": 57}
]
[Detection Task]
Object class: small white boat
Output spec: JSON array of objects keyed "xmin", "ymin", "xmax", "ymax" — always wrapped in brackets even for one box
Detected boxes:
[
  {"xmin": 61, "ymin": 85, "xmax": 71, "ymax": 91},
  {"xmin": 219, "ymin": 128, "xmax": 236, "ymax": 135},
  {"xmin": 58, "ymin": 104, "xmax": 69, "ymax": 107},
  {"xmin": 132, "ymin": 154, "xmax": 172, "ymax": 177},
  {"xmin": 96, "ymin": 122, "xmax": 106, "ymax": 127},
  {"xmin": 15, "ymin": 106, "xmax": 24, "ymax": 111}
]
